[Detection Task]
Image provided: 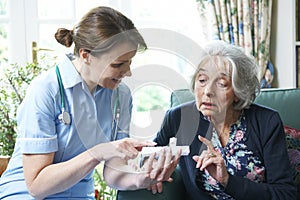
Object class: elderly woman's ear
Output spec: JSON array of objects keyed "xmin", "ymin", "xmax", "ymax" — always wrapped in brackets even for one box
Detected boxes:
[{"xmin": 234, "ymin": 96, "xmax": 239, "ymax": 103}]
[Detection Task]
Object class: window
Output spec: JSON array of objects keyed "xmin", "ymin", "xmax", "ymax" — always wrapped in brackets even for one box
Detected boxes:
[
  {"xmin": 0, "ymin": 0, "xmax": 8, "ymax": 68},
  {"xmin": 296, "ymin": 0, "xmax": 300, "ymax": 87},
  {"xmin": 2, "ymin": 0, "xmax": 204, "ymax": 140}
]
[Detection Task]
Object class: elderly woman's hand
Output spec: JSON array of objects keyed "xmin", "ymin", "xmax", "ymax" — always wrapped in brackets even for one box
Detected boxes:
[
  {"xmin": 141, "ymin": 147, "xmax": 181, "ymax": 193},
  {"xmin": 192, "ymin": 135, "xmax": 229, "ymax": 187},
  {"xmin": 102, "ymin": 144, "xmax": 181, "ymax": 191}
]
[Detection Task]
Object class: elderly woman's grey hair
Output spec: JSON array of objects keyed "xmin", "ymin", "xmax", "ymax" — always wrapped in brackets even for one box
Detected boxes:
[{"xmin": 191, "ymin": 40, "xmax": 261, "ymax": 110}]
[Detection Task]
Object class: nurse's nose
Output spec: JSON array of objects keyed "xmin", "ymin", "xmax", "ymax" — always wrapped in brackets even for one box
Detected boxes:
[
  {"xmin": 122, "ymin": 62, "xmax": 132, "ymax": 77},
  {"xmin": 124, "ymin": 69, "xmax": 132, "ymax": 77}
]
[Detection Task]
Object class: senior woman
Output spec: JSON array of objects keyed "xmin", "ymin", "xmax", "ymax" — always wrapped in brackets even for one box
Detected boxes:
[{"xmin": 154, "ymin": 41, "xmax": 296, "ymax": 200}]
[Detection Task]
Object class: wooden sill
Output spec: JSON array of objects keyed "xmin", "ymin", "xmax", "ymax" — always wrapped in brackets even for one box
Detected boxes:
[{"xmin": 0, "ymin": 156, "xmax": 10, "ymax": 176}]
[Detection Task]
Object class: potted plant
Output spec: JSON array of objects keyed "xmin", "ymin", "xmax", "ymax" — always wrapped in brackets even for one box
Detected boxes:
[
  {"xmin": 0, "ymin": 62, "xmax": 49, "ymax": 156},
  {"xmin": 94, "ymin": 164, "xmax": 117, "ymax": 200}
]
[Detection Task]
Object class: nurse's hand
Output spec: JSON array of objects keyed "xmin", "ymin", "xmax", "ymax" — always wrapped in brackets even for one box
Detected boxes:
[
  {"xmin": 90, "ymin": 138, "xmax": 156, "ymax": 162},
  {"xmin": 103, "ymin": 146, "xmax": 180, "ymax": 191}
]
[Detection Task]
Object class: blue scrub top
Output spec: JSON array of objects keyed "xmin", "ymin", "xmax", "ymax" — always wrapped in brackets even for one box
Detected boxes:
[{"xmin": 0, "ymin": 55, "xmax": 132, "ymax": 199}]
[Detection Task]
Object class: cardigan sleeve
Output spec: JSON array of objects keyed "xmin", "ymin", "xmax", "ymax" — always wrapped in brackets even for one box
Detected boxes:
[
  {"xmin": 224, "ymin": 108, "xmax": 297, "ymax": 200},
  {"xmin": 154, "ymin": 108, "xmax": 180, "ymax": 146}
]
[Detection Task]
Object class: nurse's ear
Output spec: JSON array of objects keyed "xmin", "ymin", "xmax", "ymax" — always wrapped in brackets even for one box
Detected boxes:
[{"xmin": 79, "ymin": 49, "xmax": 91, "ymax": 64}]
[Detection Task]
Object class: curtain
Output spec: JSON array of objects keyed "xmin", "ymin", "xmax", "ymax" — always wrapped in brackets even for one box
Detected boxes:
[{"xmin": 196, "ymin": 0, "xmax": 273, "ymax": 86}]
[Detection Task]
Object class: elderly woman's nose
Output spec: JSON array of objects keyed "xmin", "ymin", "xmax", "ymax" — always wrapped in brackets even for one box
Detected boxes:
[{"xmin": 204, "ymin": 82, "xmax": 215, "ymax": 96}]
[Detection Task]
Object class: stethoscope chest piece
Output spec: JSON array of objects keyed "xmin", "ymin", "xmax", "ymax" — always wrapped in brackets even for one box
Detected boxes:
[{"xmin": 58, "ymin": 110, "xmax": 71, "ymax": 125}]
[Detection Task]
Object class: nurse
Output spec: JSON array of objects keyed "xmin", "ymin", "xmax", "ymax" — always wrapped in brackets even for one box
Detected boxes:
[{"xmin": 0, "ymin": 6, "xmax": 179, "ymax": 199}]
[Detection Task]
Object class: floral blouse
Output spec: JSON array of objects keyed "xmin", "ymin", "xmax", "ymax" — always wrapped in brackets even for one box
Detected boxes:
[{"xmin": 202, "ymin": 112, "xmax": 266, "ymax": 200}]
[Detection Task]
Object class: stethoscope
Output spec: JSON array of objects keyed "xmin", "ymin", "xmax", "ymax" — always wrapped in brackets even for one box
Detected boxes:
[
  {"xmin": 55, "ymin": 65, "xmax": 120, "ymax": 140},
  {"xmin": 56, "ymin": 66, "xmax": 71, "ymax": 125},
  {"xmin": 112, "ymin": 87, "xmax": 120, "ymax": 141}
]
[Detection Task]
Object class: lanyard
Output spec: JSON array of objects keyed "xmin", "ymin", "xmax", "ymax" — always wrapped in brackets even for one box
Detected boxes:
[{"xmin": 112, "ymin": 87, "xmax": 120, "ymax": 141}]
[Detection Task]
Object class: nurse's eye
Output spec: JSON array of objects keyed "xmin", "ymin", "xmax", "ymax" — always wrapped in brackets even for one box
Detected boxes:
[{"xmin": 111, "ymin": 63, "xmax": 124, "ymax": 68}]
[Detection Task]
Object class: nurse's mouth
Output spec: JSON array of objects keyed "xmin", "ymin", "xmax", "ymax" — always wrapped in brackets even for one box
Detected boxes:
[{"xmin": 112, "ymin": 78, "xmax": 121, "ymax": 84}]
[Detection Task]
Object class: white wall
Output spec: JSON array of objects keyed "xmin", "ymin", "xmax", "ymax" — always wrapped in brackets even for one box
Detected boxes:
[{"xmin": 270, "ymin": 0, "xmax": 296, "ymax": 88}]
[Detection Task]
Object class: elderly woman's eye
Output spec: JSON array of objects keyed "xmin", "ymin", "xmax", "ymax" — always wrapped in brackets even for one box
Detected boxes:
[
  {"xmin": 216, "ymin": 80, "xmax": 227, "ymax": 88},
  {"xmin": 198, "ymin": 79, "xmax": 207, "ymax": 86},
  {"xmin": 217, "ymin": 83, "xmax": 225, "ymax": 87}
]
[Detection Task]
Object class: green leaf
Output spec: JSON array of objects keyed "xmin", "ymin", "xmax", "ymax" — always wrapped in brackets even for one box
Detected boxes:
[{"xmin": 0, "ymin": 60, "xmax": 52, "ymax": 156}]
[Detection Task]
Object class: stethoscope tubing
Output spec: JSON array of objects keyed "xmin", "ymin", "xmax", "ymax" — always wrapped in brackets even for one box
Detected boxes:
[
  {"xmin": 56, "ymin": 66, "xmax": 65, "ymax": 110},
  {"xmin": 56, "ymin": 66, "xmax": 71, "ymax": 125},
  {"xmin": 55, "ymin": 65, "xmax": 120, "ymax": 138}
]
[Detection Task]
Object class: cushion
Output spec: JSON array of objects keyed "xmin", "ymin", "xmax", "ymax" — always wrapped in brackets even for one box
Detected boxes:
[
  {"xmin": 284, "ymin": 126, "xmax": 300, "ymax": 186},
  {"xmin": 285, "ymin": 126, "xmax": 300, "ymax": 140},
  {"xmin": 254, "ymin": 89, "xmax": 300, "ymax": 130},
  {"xmin": 170, "ymin": 89, "xmax": 194, "ymax": 107}
]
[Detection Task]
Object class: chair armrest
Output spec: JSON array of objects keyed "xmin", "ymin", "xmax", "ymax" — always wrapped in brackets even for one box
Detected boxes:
[{"xmin": 117, "ymin": 167, "xmax": 186, "ymax": 200}]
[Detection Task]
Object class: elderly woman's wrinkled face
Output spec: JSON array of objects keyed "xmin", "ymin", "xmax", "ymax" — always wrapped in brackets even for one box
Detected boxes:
[{"xmin": 194, "ymin": 56, "xmax": 237, "ymax": 120}]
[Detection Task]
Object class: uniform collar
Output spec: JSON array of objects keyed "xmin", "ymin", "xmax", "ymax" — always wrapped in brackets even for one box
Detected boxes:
[{"xmin": 57, "ymin": 54, "xmax": 82, "ymax": 89}]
